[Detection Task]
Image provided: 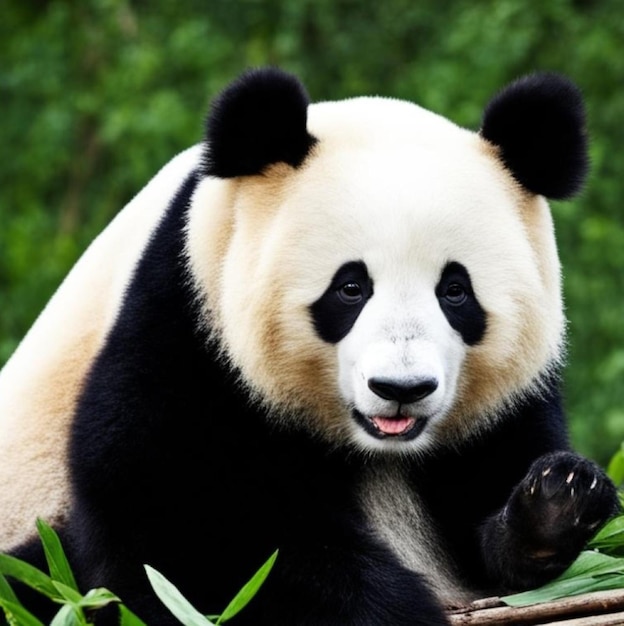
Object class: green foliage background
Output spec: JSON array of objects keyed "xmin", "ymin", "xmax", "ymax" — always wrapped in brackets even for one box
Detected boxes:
[{"xmin": 1, "ymin": 0, "xmax": 623, "ymax": 464}]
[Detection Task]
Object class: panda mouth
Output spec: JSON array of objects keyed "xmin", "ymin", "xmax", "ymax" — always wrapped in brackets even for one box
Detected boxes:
[{"xmin": 353, "ymin": 410, "xmax": 427, "ymax": 440}]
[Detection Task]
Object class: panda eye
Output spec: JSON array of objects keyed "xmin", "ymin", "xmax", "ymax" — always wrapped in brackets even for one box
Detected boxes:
[
  {"xmin": 337, "ymin": 282, "xmax": 363, "ymax": 305},
  {"xmin": 444, "ymin": 283, "xmax": 467, "ymax": 306}
]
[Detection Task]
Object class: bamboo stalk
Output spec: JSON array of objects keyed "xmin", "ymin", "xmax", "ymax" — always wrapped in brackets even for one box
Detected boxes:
[
  {"xmin": 540, "ymin": 610, "xmax": 624, "ymax": 625},
  {"xmin": 447, "ymin": 589, "xmax": 624, "ymax": 625}
]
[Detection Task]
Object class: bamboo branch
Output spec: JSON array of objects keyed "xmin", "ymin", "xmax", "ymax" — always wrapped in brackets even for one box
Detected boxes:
[{"xmin": 447, "ymin": 589, "xmax": 624, "ymax": 625}]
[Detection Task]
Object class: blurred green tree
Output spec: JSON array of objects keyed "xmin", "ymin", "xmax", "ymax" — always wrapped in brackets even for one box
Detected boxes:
[{"xmin": 1, "ymin": 0, "xmax": 623, "ymax": 464}]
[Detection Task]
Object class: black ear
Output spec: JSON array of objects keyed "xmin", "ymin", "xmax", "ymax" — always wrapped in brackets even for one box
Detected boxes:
[
  {"xmin": 480, "ymin": 72, "xmax": 589, "ymax": 199},
  {"xmin": 202, "ymin": 67, "xmax": 317, "ymax": 178}
]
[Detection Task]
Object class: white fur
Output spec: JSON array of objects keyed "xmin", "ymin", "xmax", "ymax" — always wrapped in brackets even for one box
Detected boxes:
[
  {"xmin": 187, "ymin": 96, "xmax": 563, "ymax": 453},
  {"xmin": 359, "ymin": 461, "xmax": 477, "ymax": 606},
  {"xmin": 1, "ymin": 92, "xmax": 564, "ymax": 560},
  {"xmin": 0, "ymin": 145, "xmax": 202, "ymax": 550}
]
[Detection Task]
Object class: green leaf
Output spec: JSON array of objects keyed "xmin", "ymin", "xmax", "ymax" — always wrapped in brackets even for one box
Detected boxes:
[
  {"xmin": 607, "ymin": 444, "xmax": 624, "ymax": 486},
  {"xmin": 36, "ymin": 518, "xmax": 79, "ymax": 592},
  {"xmin": 503, "ymin": 573, "xmax": 624, "ymax": 606},
  {"xmin": 119, "ymin": 604, "xmax": 149, "ymax": 626},
  {"xmin": 0, "ymin": 598, "xmax": 46, "ymax": 626},
  {"xmin": 559, "ymin": 550, "xmax": 624, "ymax": 577},
  {"xmin": 588, "ymin": 514, "xmax": 624, "ymax": 555},
  {"xmin": 51, "ymin": 581, "xmax": 83, "ymax": 604},
  {"xmin": 502, "ymin": 551, "xmax": 624, "ymax": 607},
  {"xmin": 78, "ymin": 587, "xmax": 121, "ymax": 610},
  {"xmin": 216, "ymin": 550, "xmax": 278, "ymax": 624},
  {"xmin": 49, "ymin": 603, "xmax": 83, "ymax": 626},
  {"xmin": 0, "ymin": 553, "xmax": 59, "ymax": 599},
  {"xmin": 144, "ymin": 565, "xmax": 215, "ymax": 626},
  {"xmin": 0, "ymin": 573, "xmax": 19, "ymax": 605}
]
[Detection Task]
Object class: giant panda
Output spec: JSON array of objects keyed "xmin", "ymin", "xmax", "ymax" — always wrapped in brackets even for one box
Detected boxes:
[{"xmin": 0, "ymin": 67, "xmax": 620, "ymax": 626}]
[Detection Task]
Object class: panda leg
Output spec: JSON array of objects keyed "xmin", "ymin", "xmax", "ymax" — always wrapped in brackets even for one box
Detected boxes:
[
  {"xmin": 480, "ymin": 450, "xmax": 620, "ymax": 591},
  {"xmin": 227, "ymin": 532, "xmax": 451, "ymax": 626}
]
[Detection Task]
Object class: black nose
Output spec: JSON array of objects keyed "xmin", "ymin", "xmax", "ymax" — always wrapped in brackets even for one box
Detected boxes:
[{"xmin": 368, "ymin": 377, "xmax": 438, "ymax": 404}]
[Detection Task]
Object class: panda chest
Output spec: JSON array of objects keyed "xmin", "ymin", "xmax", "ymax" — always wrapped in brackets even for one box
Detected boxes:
[{"xmin": 358, "ymin": 466, "xmax": 474, "ymax": 606}]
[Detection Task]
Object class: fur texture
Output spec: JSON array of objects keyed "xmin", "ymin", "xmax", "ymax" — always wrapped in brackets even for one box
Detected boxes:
[
  {"xmin": 0, "ymin": 68, "xmax": 618, "ymax": 626},
  {"xmin": 480, "ymin": 72, "xmax": 589, "ymax": 199}
]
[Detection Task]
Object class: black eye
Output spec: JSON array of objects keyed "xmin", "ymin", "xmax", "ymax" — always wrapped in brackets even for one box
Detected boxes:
[
  {"xmin": 444, "ymin": 282, "xmax": 467, "ymax": 306},
  {"xmin": 338, "ymin": 281, "xmax": 363, "ymax": 305},
  {"xmin": 311, "ymin": 261, "xmax": 372, "ymax": 344},
  {"xmin": 436, "ymin": 261, "xmax": 486, "ymax": 345}
]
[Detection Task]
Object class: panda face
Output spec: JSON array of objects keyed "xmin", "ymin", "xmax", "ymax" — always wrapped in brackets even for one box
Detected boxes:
[
  {"xmin": 188, "ymin": 93, "xmax": 565, "ymax": 454},
  {"xmin": 312, "ymin": 258, "xmax": 485, "ymax": 451}
]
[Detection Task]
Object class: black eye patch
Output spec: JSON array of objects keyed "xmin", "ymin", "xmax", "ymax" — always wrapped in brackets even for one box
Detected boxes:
[
  {"xmin": 310, "ymin": 261, "xmax": 373, "ymax": 344},
  {"xmin": 436, "ymin": 262, "xmax": 487, "ymax": 345}
]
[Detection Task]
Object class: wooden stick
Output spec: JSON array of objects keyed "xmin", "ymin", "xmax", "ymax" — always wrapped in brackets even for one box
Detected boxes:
[
  {"xmin": 540, "ymin": 610, "xmax": 624, "ymax": 626},
  {"xmin": 447, "ymin": 589, "xmax": 624, "ymax": 625}
]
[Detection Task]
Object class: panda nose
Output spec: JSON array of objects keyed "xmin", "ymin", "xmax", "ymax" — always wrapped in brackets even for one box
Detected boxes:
[{"xmin": 368, "ymin": 377, "xmax": 438, "ymax": 404}]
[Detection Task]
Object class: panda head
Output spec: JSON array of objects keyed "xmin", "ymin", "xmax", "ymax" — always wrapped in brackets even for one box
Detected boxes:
[{"xmin": 187, "ymin": 67, "xmax": 588, "ymax": 455}]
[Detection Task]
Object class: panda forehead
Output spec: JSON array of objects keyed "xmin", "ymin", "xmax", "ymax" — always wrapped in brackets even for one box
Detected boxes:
[
  {"xmin": 279, "ymin": 111, "xmax": 533, "ymax": 275},
  {"xmin": 307, "ymin": 96, "xmax": 466, "ymax": 147},
  {"xmin": 301, "ymin": 96, "xmax": 525, "ymax": 218},
  {"xmin": 229, "ymin": 95, "xmax": 546, "ymax": 308}
]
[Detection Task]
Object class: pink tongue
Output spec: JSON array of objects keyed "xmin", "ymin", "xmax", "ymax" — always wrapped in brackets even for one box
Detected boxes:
[{"xmin": 372, "ymin": 416, "xmax": 416, "ymax": 435}]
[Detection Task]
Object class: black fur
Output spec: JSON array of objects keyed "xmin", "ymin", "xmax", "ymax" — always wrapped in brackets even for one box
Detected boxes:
[
  {"xmin": 481, "ymin": 450, "xmax": 619, "ymax": 590},
  {"xmin": 202, "ymin": 67, "xmax": 317, "ymax": 178},
  {"xmin": 5, "ymin": 69, "xmax": 619, "ymax": 626},
  {"xmin": 435, "ymin": 262, "xmax": 486, "ymax": 345},
  {"xmin": 311, "ymin": 261, "xmax": 373, "ymax": 344},
  {"xmin": 61, "ymin": 172, "xmax": 448, "ymax": 625},
  {"xmin": 311, "ymin": 260, "xmax": 486, "ymax": 347},
  {"xmin": 416, "ymin": 376, "xmax": 620, "ymax": 595},
  {"xmin": 480, "ymin": 72, "xmax": 589, "ymax": 199},
  {"xmin": 25, "ymin": 224, "xmax": 617, "ymax": 623},
  {"xmin": 11, "ymin": 185, "xmax": 614, "ymax": 624}
]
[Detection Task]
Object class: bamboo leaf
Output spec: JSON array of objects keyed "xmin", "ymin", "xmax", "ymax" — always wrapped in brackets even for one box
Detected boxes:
[
  {"xmin": 502, "ymin": 551, "xmax": 624, "ymax": 607},
  {"xmin": 78, "ymin": 587, "xmax": 121, "ymax": 610},
  {"xmin": 51, "ymin": 581, "xmax": 83, "ymax": 604},
  {"xmin": 216, "ymin": 550, "xmax": 278, "ymax": 624},
  {"xmin": 0, "ymin": 573, "xmax": 19, "ymax": 605},
  {"xmin": 588, "ymin": 514, "xmax": 624, "ymax": 554},
  {"xmin": 503, "ymin": 573, "xmax": 624, "ymax": 606},
  {"xmin": 0, "ymin": 598, "xmax": 46, "ymax": 626},
  {"xmin": 36, "ymin": 519, "xmax": 79, "ymax": 592},
  {"xmin": 144, "ymin": 565, "xmax": 215, "ymax": 626},
  {"xmin": 49, "ymin": 603, "xmax": 82, "ymax": 626},
  {"xmin": 119, "ymin": 604, "xmax": 149, "ymax": 626},
  {"xmin": 0, "ymin": 554, "xmax": 59, "ymax": 599},
  {"xmin": 559, "ymin": 550, "xmax": 624, "ymax": 578}
]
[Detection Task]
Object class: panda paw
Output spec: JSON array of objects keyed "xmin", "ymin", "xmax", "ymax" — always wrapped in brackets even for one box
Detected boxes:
[{"xmin": 504, "ymin": 450, "xmax": 619, "ymax": 562}]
